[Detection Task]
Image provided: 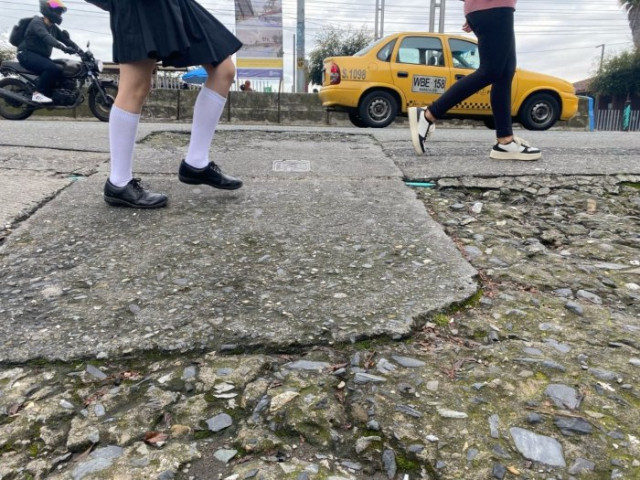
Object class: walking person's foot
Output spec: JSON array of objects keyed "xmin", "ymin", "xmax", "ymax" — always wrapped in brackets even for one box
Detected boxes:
[
  {"xmin": 489, "ymin": 136, "xmax": 542, "ymax": 161},
  {"xmin": 178, "ymin": 160, "xmax": 243, "ymax": 190},
  {"xmin": 104, "ymin": 178, "xmax": 169, "ymax": 208},
  {"xmin": 408, "ymin": 106, "xmax": 436, "ymax": 154}
]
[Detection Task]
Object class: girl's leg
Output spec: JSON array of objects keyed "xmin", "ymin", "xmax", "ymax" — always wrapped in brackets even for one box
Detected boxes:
[
  {"xmin": 109, "ymin": 59, "xmax": 156, "ymax": 186},
  {"xmin": 185, "ymin": 58, "xmax": 235, "ymax": 169},
  {"xmin": 428, "ymin": 8, "xmax": 515, "ymax": 121}
]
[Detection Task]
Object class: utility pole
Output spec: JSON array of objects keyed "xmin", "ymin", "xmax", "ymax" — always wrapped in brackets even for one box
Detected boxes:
[
  {"xmin": 595, "ymin": 44, "xmax": 606, "ymax": 127},
  {"xmin": 292, "ymin": 34, "xmax": 296, "ymax": 93},
  {"xmin": 296, "ymin": 0, "xmax": 306, "ymax": 93},
  {"xmin": 375, "ymin": 0, "xmax": 386, "ymax": 40},
  {"xmin": 429, "ymin": 0, "xmax": 446, "ymax": 33},
  {"xmin": 596, "ymin": 44, "xmax": 605, "ymax": 72}
]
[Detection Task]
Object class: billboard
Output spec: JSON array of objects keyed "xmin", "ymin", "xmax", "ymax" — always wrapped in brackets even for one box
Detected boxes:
[{"xmin": 235, "ymin": 0, "xmax": 284, "ymax": 79}]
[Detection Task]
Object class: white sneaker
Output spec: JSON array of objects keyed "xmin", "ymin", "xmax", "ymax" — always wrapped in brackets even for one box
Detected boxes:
[
  {"xmin": 408, "ymin": 106, "xmax": 435, "ymax": 155},
  {"xmin": 32, "ymin": 92, "xmax": 53, "ymax": 104},
  {"xmin": 490, "ymin": 136, "xmax": 541, "ymax": 161}
]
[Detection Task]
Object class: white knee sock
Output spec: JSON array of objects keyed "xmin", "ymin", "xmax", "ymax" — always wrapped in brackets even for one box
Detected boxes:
[
  {"xmin": 109, "ymin": 105, "xmax": 140, "ymax": 187},
  {"xmin": 185, "ymin": 87, "xmax": 226, "ymax": 169}
]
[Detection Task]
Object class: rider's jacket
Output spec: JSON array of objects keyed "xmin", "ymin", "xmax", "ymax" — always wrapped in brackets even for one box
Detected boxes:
[{"xmin": 18, "ymin": 16, "xmax": 78, "ymax": 58}]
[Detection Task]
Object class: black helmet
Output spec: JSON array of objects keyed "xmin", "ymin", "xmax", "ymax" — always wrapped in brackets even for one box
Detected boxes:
[{"xmin": 40, "ymin": 0, "xmax": 67, "ymax": 25}]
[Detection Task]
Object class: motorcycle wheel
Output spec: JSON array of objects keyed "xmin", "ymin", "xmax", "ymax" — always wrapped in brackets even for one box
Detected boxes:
[
  {"xmin": 89, "ymin": 84, "xmax": 118, "ymax": 122},
  {"xmin": 0, "ymin": 78, "xmax": 34, "ymax": 121}
]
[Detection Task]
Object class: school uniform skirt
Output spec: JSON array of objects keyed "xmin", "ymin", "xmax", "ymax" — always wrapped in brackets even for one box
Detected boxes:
[{"xmin": 106, "ymin": 0, "xmax": 242, "ymax": 67}]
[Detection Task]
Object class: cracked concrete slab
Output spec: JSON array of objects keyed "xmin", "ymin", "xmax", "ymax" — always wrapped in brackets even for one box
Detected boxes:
[{"xmin": 0, "ymin": 128, "xmax": 477, "ymax": 362}]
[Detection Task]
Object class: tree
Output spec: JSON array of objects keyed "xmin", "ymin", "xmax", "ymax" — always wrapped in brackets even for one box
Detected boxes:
[
  {"xmin": 620, "ymin": 0, "xmax": 640, "ymax": 48},
  {"xmin": 308, "ymin": 26, "xmax": 374, "ymax": 86},
  {"xmin": 590, "ymin": 49, "xmax": 640, "ymax": 96}
]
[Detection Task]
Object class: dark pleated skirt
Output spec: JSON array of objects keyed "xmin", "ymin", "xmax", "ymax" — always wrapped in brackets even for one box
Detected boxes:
[{"xmin": 109, "ymin": 0, "xmax": 242, "ymax": 67}]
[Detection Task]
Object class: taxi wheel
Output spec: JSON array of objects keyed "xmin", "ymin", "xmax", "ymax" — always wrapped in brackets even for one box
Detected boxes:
[
  {"xmin": 519, "ymin": 93, "xmax": 560, "ymax": 131},
  {"xmin": 358, "ymin": 91, "xmax": 398, "ymax": 128},
  {"xmin": 348, "ymin": 110, "xmax": 369, "ymax": 128}
]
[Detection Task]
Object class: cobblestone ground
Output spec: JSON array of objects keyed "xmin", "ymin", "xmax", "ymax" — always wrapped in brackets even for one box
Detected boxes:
[{"xmin": 1, "ymin": 174, "xmax": 639, "ymax": 480}]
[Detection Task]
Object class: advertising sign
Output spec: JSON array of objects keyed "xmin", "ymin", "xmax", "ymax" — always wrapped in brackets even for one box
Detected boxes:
[{"xmin": 235, "ymin": 0, "xmax": 284, "ymax": 79}]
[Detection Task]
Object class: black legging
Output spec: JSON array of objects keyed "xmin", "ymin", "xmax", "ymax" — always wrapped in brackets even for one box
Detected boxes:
[
  {"xmin": 17, "ymin": 50, "xmax": 63, "ymax": 96},
  {"xmin": 429, "ymin": 7, "xmax": 516, "ymax": 138}
]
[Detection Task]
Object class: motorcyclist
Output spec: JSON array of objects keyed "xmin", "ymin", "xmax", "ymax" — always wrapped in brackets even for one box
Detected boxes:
[{"xmin": 17, "ymin": 0, "xmax": 80, "ymax": 104}]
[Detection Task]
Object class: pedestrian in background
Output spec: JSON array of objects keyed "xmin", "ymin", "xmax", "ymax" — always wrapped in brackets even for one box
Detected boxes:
[
  {"xmin": 409, "ymin": 0, "xmax": 542, "ymax": 161},
  {"xmin": 85, "ymin": 0, "xmax": 243, "ymax": 208}
]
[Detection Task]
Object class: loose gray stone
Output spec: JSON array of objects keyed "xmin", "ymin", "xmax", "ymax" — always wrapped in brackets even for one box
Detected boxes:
[
  {"xmin": 94, "ymin": 404, "xmax": 106, "ymax": 417},
  {"xmin": 72, "ymin": 458, "xmax": 112, "ymax": 480},
  {"xmin": 437, "ymin": 408, "xmax": 468, "ymax": 419},
  {"xmin": 492, "ymin": 463, "xmax": 507, "ymax": 479},
  {"xmin": 527, "ymin": 413, "xmax": 543, "ymax": 424},
  {"xmin": 391, "ymin": 355, "xmax": 426, "ymax": 368},
  {"xmin": 395, "ymin": 404, "xmax": 422, "ymax": 418},
  {"xmin": 157, "ymin": 471, "xmax": 175, "ymax": 480},
  {"xmin": 541, "ymin": 360, "xmax": 567, "ymax": 372},
  {"xmin": 489, "ymin": 414, "xmax": 500, "ymax": 438},
  {"xmin": 510, "ymin": 427, "xmax": 566, "ymax": 467},
  {"xmin": 553, "ymin": 288, "xmax": 573, "ymax": 298},
  {"xmin": 589, "ymin": 367, "xmax": 618, "ymax": 381},
  {"xmin": 382, "ymin": 449, "xmax": 397, "ymax": 480},
  {"xmin": 354, "ymin": 372, "xmax": 386, "ymax": 384},
  {"xmin": 207, "ymin": 413, "xmax": 233, "ymax": 432},
  {"xmin": 545, "ymin": 384, "xmax": 581, "ymax": 410},
  {"xmin": 565, "ymin": 301, "xmax": 584, "ymax": 316},
  {"xmin": 213, "ymin": 449, "xmax": 238, "ymax": 463},
  {"xmin": 367, "ymin": 420, "xmax": 380, "ymax": 431},
  {"xmin": 523, "ymin": 347, "xmax": 543, "ymax": 356},
  {"xmin": 90, "ymin": 446, "xmax": 123, "ymax": 460},
  {"xmin": 376, "ymin": 358, "xmax": 397, "ymax": 374},
  {"xmin": 408, "ymin": 444, "xmax": 424, "ymax": 454},
  {"xmin": 568, "ymin": 458, "xmax": 596, "ymax": 474},
  {"xmin": 181, "ymin": 366, "xmax": 197, "ymax": 380},
  {"xmin": 341, "ymin": 460, "xmax": 362, "ymax": 471},
  {"xmin": 576, "ymin": 289, "xmax": 602, "ymax": 304},
  {"xmin": 545, "ymin": 339, "xmax": 572, "ymax": 354},
  {"xmin": 630, "ymin": 358, "xmax": 640, "ymax": 367},
  {"xmin": 466, "ymin": 448, "xmax": 479, "ymax": 461},
  {"xmin": 464, "ymin": 246, "xmax": 483, "ymax": 259},
  {"xmin": 86, "ymin": 364, "xmax": 108, "ymax": 381},
  {"xmin": 554, "ymin": 416, "xmax": 593, "ymax": 435},
  {"xmin": 283, "ymin": 360, "xmax": 331, "ymax": 371}
]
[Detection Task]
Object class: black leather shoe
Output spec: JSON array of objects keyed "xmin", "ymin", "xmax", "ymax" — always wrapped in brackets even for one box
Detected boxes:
[
  {"xmin": 178, "ymin": 160, "xmax": 243, "ymax": 190},
  {"xmin": 104, "ymin": 178, "xmax": 168, "ymax": 209}
]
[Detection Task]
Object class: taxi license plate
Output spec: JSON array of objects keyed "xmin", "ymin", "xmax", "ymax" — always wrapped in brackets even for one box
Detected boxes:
[{"xmin": 412, "ymin": 75, "xmax": 446, "ymax": 94}]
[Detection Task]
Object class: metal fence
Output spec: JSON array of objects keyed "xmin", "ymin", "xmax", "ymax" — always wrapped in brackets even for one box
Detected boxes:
[{"xmin": 595, "ymin": 109, "xmax": 640, "ymax": 132}]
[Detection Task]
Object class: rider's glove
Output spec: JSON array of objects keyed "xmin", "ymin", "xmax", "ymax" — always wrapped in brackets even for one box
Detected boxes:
[{"xmin": 62, "ymin": 45, "xmax": 77, "ymax": 55}]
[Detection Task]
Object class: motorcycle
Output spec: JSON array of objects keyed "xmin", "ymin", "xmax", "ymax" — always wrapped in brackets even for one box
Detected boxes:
[{"xmin": 0, "ymin": 44, "xmax": 116, "ymax": 122}]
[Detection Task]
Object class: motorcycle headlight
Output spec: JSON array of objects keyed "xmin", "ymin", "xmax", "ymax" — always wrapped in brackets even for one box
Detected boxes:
[{"xmin": 97, "ymin": 60, "xmax": 104, "ymax": 72}]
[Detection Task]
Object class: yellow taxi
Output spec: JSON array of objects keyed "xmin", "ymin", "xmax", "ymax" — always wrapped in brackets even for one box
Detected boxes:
[{"xmin": 319, "ymin": 32, "xmax": 579, "ymax": 129}]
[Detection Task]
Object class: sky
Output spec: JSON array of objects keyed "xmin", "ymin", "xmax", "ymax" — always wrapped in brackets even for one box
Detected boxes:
[{"xmin": 0, "ymin": 0, "xmax": 634, "ymax": 89}]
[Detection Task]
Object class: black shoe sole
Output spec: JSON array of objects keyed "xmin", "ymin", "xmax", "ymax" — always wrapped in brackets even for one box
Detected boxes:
[
  {"xmin": 178, "ymin": 174, "xmax": 243, "ymax": 190},
  {"xmin": 104, "ymin": 195, "xmax": 168, "ymax": 209}
]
